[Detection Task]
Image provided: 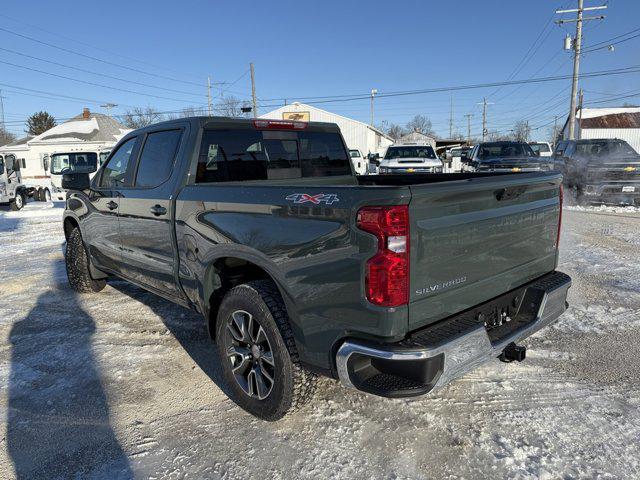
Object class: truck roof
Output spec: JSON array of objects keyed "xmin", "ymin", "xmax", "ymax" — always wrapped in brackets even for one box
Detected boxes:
[{"xmin": 124, "ymin": 116, "xmax": 342, "ymax": 138}]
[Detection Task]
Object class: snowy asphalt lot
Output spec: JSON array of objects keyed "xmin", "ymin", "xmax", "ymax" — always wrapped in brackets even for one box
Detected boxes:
[{"xmin": 1, "ymin": 202, "xmax": 639, "ymax": 479}]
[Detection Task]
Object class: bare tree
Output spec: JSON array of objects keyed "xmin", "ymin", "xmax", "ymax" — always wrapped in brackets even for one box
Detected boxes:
[
  {"xmin": 217, "ymin": 95, "xmax": 251, "ymax": 118},
  {"xmin": 26, "ymin": 111, "xmax": 57, "ymax": 135},
  {"xmin": 512, "ymin": 120, "xmax": 531, "ymax": 142},
  {"xmin": 121, "ymin": 107, "xmax": 164, "ymax": 129},
  {"xmin": 405, "ymin": 115, "xmax": 434, "ymax": 136},
  {"xmin": 0, "ymin": 126, "xmax": 17, "ymax": 147},
  {"xmin": 386, "ymin": 123, "xmax": 406, "ymax": 141},
  {"xmin": 166, "ymin": 106, "xmax": 206, "ymax": 120}
]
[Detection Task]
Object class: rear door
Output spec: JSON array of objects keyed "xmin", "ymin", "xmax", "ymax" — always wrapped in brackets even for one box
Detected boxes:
[
  {"xmin": 408, "ymin": 173, "xmax": 562, "ymax": 329},
  {"xmin": 83, "ymin": 136, "xmax": 139, "ymax": 273},
  {"xmin": 117, "ymin": 127, "xmax": 186, "ymax": 298}
]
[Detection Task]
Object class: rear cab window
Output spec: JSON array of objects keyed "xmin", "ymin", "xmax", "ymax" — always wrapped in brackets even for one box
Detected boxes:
[{"xmin": 196, "ymin": 128, "xmax": 351, "ymax": 183}]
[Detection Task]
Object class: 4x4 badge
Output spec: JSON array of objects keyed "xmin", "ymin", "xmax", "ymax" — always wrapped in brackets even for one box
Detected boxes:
[{"xmin": 285, "ymin": 193, "xmax": 339, "ymax": 205}]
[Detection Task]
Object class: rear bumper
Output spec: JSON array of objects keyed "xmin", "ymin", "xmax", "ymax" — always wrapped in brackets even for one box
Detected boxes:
[{"xmin": 336, "ymin": 271, "xmax": 571, "ymax": 398}]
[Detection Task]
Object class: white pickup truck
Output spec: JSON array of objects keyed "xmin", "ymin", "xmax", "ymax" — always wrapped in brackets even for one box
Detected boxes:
[{"xmin": 378, "ymin": 144, "xmax": 443, "ymax": 174}]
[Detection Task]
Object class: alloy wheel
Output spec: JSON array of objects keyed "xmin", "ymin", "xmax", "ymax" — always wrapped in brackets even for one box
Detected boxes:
[{"xmin": 225, "ymin": 309, "xmax": 275, "ymax": 400}]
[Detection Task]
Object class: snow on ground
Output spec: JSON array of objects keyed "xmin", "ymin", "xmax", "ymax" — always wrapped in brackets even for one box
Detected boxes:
[
  {"xmin": 0, "ymin": 202, "xmax": 639, "ymax": 479},
  {"xmin": 566, "ymin": 204, "xmax": 640, "ymax": 215}
]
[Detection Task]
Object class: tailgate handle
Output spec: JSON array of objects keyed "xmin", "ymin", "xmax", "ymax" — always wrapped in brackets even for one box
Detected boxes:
[{"xmin": 495, "ymin": 186, "xmax": 526, "ymax": 201}]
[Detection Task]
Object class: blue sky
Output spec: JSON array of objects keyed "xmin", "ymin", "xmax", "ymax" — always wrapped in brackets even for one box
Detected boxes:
[{"xmin": 1, "ymin": 0, "xmax": 638, "ymax": 139}]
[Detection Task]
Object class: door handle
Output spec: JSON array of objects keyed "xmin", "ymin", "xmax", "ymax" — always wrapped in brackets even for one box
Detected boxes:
[
  {"xmin": 107, "ymin": 200, "xmax": 118, "ymax": 210},
  {"xmin": 150, "ymin": 205, "xmax": 167, "ymax": 216}
]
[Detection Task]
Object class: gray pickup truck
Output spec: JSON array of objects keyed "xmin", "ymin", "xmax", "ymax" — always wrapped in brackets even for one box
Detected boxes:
[{"xmin": 61, "ymin": 117, "xmax": 571, "ymax": 420}]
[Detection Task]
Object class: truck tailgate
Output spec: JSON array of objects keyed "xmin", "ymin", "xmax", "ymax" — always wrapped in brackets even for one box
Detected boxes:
[{"xmin": 408, "ymin": 173, "xmax": 561, "ymax": 329}]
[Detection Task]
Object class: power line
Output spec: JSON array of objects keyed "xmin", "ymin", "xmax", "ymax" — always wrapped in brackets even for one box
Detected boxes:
[
  {"xmin": 582, "ymin": 26, "xmax": 640, "ymax": 50},
  {"xmin": 0, "ymin": 46, "xmax": 206, "ymax": 98},
  {"xmin": 583, "ymin": 32, "xmax": 640, "ymax": 53},
  {"xmin": 256, "ymin": 64, "xmax": 640, "ymax": 109},
  {"xmin": 0, "ymin": 59, "xmax": 204, "ymax": 104},
  {"xmin": 0, "ymin": 26, "xmax": 205, "ymax": 88},
  {"xmin": 0, "ymin": 12, "xmax": 205, "ymax": 82}
]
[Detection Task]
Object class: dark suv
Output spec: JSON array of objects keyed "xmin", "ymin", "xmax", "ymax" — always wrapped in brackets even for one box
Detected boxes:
[{"xmin": 553, "ymin": 138, "xmax": 640, "ymax": 204}]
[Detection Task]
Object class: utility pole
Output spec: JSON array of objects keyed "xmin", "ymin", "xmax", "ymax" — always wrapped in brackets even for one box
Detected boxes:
[
  {"xmin": 207, "ymin": 76, "xmax": 212, "ymax": 116},
  {"xmin": 556, "ymin": 1, "xmax": 606, "ymax": 140},
  {"xmin": 553, "ymin": 115, "xmax": 559, "ymax": 143},
  {"xmin": 0, "ymin": 90, "xmax": 5, "ymax": 131},
  {"xmin": 250, "ymin": 63, "xmax": 258, "ymax": 118},
  {"xmin": 464, "ymin": 113, "xmax": 473, "ymax": 143},
  {"xmin": 370, "ymin": 89, "xmax": 378, "ymax": 127},
  {"xmin": 578, "ymin": 88, "xmax": 584, "ymax": 138},
  {"xmin": 477, "ymin": 98, "xmax": 493, "ymax": 141},
  {"xmin": 449, "ymin": 94, "xmax": 454, "ymax": 138}
]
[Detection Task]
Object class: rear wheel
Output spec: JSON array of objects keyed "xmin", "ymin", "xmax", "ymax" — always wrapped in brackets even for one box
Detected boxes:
[
  {"xmin": 65, "ymin": 227, "xmax": 106, "ymax": 293},
  {"xmin": 10, "ymin": 192, "xmax": 25, "ymax": 211},
  {"xmin": 216, "ymin": 280, "xmax": 317, "ymax": 421},
  {"xmin": 36, "ymin": 188, "xmax": 44, "ymax": 201},
  {"xmin": 44, "ymin": 188, "xmax": 51, "ymax": 202}
]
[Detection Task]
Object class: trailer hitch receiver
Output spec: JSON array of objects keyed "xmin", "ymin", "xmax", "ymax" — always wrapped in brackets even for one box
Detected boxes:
[{"xmin": 499, "ymin": 342, "xmax": 526, "ymax": 363}]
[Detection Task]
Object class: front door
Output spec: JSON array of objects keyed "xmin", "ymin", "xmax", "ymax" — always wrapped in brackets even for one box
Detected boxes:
[
  {"xmin": 83, "ymin": 136, "xmax": 139, "ymax": 273},
  {"xmin": 117, "ymin": 128, "xmax": 185, "ymax": 298}
]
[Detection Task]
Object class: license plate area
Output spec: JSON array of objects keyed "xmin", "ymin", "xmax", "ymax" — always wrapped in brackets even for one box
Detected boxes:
[{"xmin": 622, "ymin": 186, "xmax": 636, "ymax": 192}]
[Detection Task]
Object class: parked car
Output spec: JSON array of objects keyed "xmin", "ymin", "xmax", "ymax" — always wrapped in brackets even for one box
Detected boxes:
[
  {"xmin": 552, "ymin": 138, "xmax": 640, "ymax": 205},
  {"xmin": 61, "ymin": 117, "xmax": 570, "ymax": 420},
  {"xmin": 529, "ymin": 142, "xmax": 553, "ymax": 157},
  {"xmin": 348, "ymin": 149, "xmax": 367, "ymax": 175},
  {"xmin": 464, "ymin": 141, "xmax": 553, "ymax": 172},
  {"xmin": 378, "ymin": 144, "xmax": 443, "ymax": 174},
  {"xmin": 446, "ymin": 146, "xmax": 472, "ymax": 172}
]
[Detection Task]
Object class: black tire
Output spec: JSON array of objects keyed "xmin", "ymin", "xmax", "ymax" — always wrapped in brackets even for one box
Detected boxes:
[
  {"xmin": 215, "ymin": 280, "xmax": 317, "ymax": 421},
  {"xmin": 37, "ymin": 188, "xmax": 44, "ymax": 201},
  {"xmin": 9, "ymin": 192, "xmax": 25, "ymax": 211},
  {"xmin": 65, "ymin": 227, "xmax": 106, "ymax": 293},
  {"xmin": 44, "ymin": 188, "xmax": 51, "ymax": 202}
]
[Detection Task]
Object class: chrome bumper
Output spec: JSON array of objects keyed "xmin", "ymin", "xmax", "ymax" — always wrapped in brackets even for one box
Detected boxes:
[{"xmin": 336, "ymin": 272, "xmax": 571, "ymax": 396}]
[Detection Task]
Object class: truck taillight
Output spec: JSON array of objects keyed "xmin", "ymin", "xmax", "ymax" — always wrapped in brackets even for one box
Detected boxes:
[
  {"xmin": 253, "ymin": 119, "xmax": 307, "ymax": 130},
  {"xmin": 357, "ymin": 205, "xmax": 409, "ymax": 307},
  {"xmin": 556, "ymin": 183, "xmax": 563, "ymax": 248}
]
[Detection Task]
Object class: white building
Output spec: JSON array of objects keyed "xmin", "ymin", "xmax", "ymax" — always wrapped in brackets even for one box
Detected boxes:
[
  {"xmin": 561, "ymin": 106, "xmax": 640, "ymax": 153},
  {"xmin": 260, "ymin": 103, "xmax": 394, "ymax": 157},
  {"xmin": 396, "ymin": 130, "xmax": 436, "ymax": 147},
  {"xmin": 0, "ymin": 108, "xmax": 130, "ymax": 182}
]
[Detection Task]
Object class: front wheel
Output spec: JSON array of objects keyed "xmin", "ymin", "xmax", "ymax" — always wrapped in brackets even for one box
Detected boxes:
[
  {"xmin": 65, "ymin": 227, "xmax": 106, "ymax": 293},
  {"xmin": 43, "ymin": 188, "xmax": 51, "ymax": 202},
  {"xmin": 216, "ymin": 280, "xmax": 317, "ymax": 421},
  {"xmin": 10, "ymin": 192, "xmax": 25, "ymax": 211}
]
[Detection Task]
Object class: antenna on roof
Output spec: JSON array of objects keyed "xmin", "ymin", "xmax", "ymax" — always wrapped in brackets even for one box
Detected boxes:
[{"xmin": 100, "ymin": 103, "xmax": 118, "ymax": 116}]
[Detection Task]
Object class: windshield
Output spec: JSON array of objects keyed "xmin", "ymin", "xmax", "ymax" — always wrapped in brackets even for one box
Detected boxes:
[
  {"xmin": 349, "ymin": 150, "xmax": 361, "ymax": 158},
  {"xmin": 478, "ymin": 143, "xmax": 535, "ymax": 159},
  {"xmin": 384, "ymin": 146, "xmax": 436, "ymax": 160},
  {"xmin": 575, "ymin": 140, "xmax": 638, "ymax": 160},
  {"xmin": 530, "ymin": 143, "xmax": 550, "ymax": 153},
  {"xmin": 50, "ymin": 152, "xmax": 98, "ymax": 175}
]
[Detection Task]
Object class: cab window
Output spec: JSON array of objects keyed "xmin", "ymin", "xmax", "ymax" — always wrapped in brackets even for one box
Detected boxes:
[{"xmin": 98, "ymin": 137, "xmax": 137, "ymax": 188}]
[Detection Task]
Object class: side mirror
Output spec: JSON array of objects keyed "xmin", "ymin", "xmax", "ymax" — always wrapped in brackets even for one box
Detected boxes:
[
  {"xmin": 62, "ymin": 172, "xmax": 91, "ymax": 191},
  {"xmin": 534, "ymin": 151, "xmax": 540, "ymax": 157}
]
